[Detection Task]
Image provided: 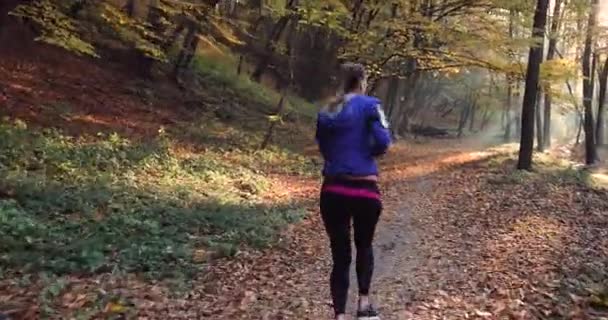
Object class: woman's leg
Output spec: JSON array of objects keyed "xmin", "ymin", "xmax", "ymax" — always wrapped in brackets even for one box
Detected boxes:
[
  {"xmin": 320, "ymin": 192, "xmax": 352, "ymax": 317},
  {"xmin": 352, "ymin": 197, "xmax": 382, "ymax": 307}
]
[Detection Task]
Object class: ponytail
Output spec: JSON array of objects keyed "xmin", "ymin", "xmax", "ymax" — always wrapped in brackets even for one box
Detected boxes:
[{"xmin": 327, "ymin": 95, "xmax": 345, "ymax": 113}]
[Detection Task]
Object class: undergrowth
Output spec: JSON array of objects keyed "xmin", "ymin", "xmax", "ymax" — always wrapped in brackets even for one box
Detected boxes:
[
  {"xmin": 191, "ymin": 55, "xmax": 318, "ymax": 119},
  {"xmin": 0, "ymin": 119, "xmax": 313, "ymax": 279},
  {"xmin": 486, "ymin": 151, "xmax": 591, "ymax": 187}
]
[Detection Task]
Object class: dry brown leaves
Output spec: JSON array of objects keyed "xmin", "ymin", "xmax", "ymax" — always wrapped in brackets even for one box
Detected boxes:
[
  {"xmin": 375, "ymin": 144, "xmax": 608, "ymax": 320},
  {"xmin": 3, "ymin": 140, "xmax": 608, "ymax": 320}
]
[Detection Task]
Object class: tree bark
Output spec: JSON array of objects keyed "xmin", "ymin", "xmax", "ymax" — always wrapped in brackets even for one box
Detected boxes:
[
  {"xmin": 596, "ymin": 55, "xmax": 608, "ymax": 145},
  {"xmin": 542, "ymin": 0, "xmax": 563, "ymax": 150},
  {"xmin": 162, "ymin": 22, "xmax": 186, "ymax": 53},
  {"xmin": 517, "ymin": 0, "xmax": 549, "ymax": 170},
  {"xmin": 395, "ymin": 73, "xmax": 421, "ymax": 135},
  {"xmin": 469, "ymin": 101, "xmax": 477, "ymax": 132},
  {"xmin": 124, "ymin": 0, "xmax": 136, "ymax": 17},
  {"xmin": 576, "ymin": 111, "xmax": 584, "ymax": 145},
  {"xmin": 458, "ymin": 103, "xmax": 471, "ymax": 138},
  {"xmin": 536, "ymin": 89, "xmax": 544, "ymax": 151},
  {"xmin": 173, "ymin": 25, "xmax": 199, "ymax": 79},
  {"xmin": 504, "ymin": 11, "xmax": 516, "ymax": 142},
  {"xmin": 385, "ymin": 77, "xmax": 399, "ymax": 120},
  {"xmin": 251, "ymin": 0, "xmax": 297, "ymax": 81},
  {"xmin": 260, "ymin": 94, "xmax": 286, "ymax": 149},
  {"xmin": 504, "ymin": 76, "xmax": 513, "ymax": 141},
  {"xmin": 480, "ymin": 109, "xmax": 492, "ymax": 131},
  {"xmin": 582, "ymin": 0, "xmax": 599, "ymax": 164}
]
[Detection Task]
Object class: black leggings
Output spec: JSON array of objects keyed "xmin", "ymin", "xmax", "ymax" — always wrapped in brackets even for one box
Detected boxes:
[{"xmin": 320, "ymin": 179, "xmax": 382, "ymax": 315}]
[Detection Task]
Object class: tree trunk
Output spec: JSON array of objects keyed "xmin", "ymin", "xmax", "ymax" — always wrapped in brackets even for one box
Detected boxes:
[
  {"xmin": 517, "ymin": 0, "xmax": 549, "ymax": 170},
  {"xmin": 385, "ymin": 77, "xmax": 399, "ymax": 120},
  {"xmin": 173, "ymin": 26, "xmax": 199, "ymax": 79},
  {"xmin": 536, "ymin": 89, "xmax": 544, "ymax": 151},
  {"xmin": 237, "ymin": 55, "xmax": 244, "ymax": 75},
  {"xmin": 393, "ymin": 69, "xmax": 420, "ymax": 135},
  {"xmin": 542, "ymin": 0, "xmax": 563, "ymax": 150},
  {"xmin": 260, "ymin": 94, "xmax": 286, "ymax": 149},
  {"xmin": 458, "ymin": 103, "xmax": 471, "ymax": 138},
  {"xmin": 543, "ymin": 92, "xmax": 552, "ymax": 148},
  {"xmin": 480, "ymin": 109, "xmax": 492, "ymax": 131},
  {"xmin": 504, "ymin": 13, "xmax": 516, "ymax": 142},
  {"xmin": 596, "ymin": 55, "xmax": 608, "ymax": 145},
  {"xmin": 251, "ymin": 0, "xmax": 297, "ymax": 81},
  {"xmin": 576, "ymin": 112, "xmax": 584, "ymax": 145},
  {"xmin": 67, "ymin": 0, "xmax": 90, "ymax": 17},
  {"xmin": 582, "ymin": 0, "xmax": 599, "ymax": 165},
  {"xmin": 469, "ymin": 101, "xmax": 477, "ymax": 132},
  {"xmin": 504, "ymin": 76, "xmax": 513, "ymax": 141},
  {"xmin": 124, "ymin": 0, "xmax": 136, "ymax": 17},
  {"xmin": 162, "ymin": 23, "xmax": 186, "ymax": 53}
]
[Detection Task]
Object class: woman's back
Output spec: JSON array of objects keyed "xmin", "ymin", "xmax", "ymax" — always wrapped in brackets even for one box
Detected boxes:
[{"xmin": 316, "ymin": 94, "xmax": 391, "ymax": 177}]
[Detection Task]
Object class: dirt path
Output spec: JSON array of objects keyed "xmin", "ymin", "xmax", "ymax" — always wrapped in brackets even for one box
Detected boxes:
[
  {"xmin": 367, "ymin": 141, "xmax": 498, "ymax": 319},
  {"xmin": 175, "ymin": 139, "xmax": 499, "ymax": 320},
  {"xmin": 130, "ymin": 139, "xmax": 608, "ymax": 320}
]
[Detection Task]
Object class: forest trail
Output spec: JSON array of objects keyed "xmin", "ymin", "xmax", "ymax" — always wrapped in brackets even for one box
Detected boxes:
[
  {"xmin": 1, "ymin": 128, "xmax": 607, "ymax": 320},
  {"xmin": 165, "ymin": 139, "xmax": 607, "ymax": 320}
]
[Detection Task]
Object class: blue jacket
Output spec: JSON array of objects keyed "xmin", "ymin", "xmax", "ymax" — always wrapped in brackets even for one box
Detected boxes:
[{"xmin": 315, "ymin": 94, "xmax": 391, "ymax": 177}]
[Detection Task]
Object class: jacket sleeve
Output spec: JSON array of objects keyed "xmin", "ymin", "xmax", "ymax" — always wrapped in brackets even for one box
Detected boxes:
[
  {"xmin": 315, "ymin": 116, "xmax": 329, "ymax": 158},
  {"xmin": 365, "ymin": 103, "xmax": 391, "ymax": 156}
]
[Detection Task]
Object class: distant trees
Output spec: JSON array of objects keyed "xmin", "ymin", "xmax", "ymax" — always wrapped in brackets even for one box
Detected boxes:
[
  {"xmin": 514, "ymin": 0, "xmax": 608, "ymax": 168},
  {"xmin": 6, "ymin": 0, "xmax": 607, "ymax": 166}
]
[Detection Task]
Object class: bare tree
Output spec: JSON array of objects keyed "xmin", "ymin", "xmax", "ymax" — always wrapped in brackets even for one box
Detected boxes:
[
  {"xmin": 542, "ymin": 0, "xmax": 563, "ymax": 149},
  {"xmin": 518, "ymin": 0, "xmax": 550, "ymax": 170},
  {"xmin": 597, "ymin": 55, "xmax": 608, "ymax": 145},
  {"xmin": 581, "ymin": 0, "xmax": 600, "ymax": 164}
]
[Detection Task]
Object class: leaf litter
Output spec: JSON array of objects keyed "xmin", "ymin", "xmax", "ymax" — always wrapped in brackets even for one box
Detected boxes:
[{"xmin": 2, "ymin": 140, "xmax": 608, "ymax": 319}]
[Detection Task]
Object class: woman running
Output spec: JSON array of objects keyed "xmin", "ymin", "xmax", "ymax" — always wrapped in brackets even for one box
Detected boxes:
[{"xmin": 315, "ymin": 63, "xmax": 391, "ymax": 320}]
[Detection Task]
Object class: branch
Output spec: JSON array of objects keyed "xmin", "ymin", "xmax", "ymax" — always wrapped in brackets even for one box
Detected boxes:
[{"xmin": 553, "ymin": 45, "xmax": 581, "ymax": 109}]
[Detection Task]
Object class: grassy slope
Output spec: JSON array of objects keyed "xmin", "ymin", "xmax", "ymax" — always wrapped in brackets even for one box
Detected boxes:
[{"xmin": 0, "ymin": 36, "xmax": 320, "ymax": 284}]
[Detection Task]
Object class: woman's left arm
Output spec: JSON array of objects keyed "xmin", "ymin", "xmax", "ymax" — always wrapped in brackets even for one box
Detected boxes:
[
  {"xmin": 366, "ymin": 104, "xmax": 391, "ymax": 156},
  {"xmin": 315, "ymin": 116, "xmax": 330, "ymax": 158}
]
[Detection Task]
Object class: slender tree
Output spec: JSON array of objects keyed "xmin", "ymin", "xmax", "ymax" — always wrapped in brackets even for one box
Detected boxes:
[
  {"xmin": 542, "ymin": 0, "xmax": 563, "ymax": 150},
  {"xmin": 536, "ymin": 87, "xmax": 544, "ymax": 151},
  {"xmin": 582, "ymin": 0, "xmax": 599, "ymax": 164},
  {"xmin": 505, "ymin": 75, "xmax": 513, "ymax": 141},
  {"xmin": 597, "ymin": 55, "xmax": 608, "ymax": 145},
  {"xmin": 251, "ymin": 0, "xmax": 298, "ymax": 81},
  {"xmin": 518, "ymin": 0, "xmax": 550, "ymax": 170}
]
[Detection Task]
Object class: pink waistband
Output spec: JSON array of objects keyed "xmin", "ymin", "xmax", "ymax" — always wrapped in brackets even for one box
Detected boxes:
[{"xmin": 322, "ymin": 185, "xmax": 380, "ymax": 200}]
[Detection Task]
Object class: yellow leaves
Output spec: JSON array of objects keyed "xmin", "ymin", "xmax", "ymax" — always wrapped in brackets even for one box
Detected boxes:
[
  {"xmin": 297, "ymin": 4, "xmax": 348, "ymax": 33},
  {"xmin": 209, "ymin": 20, "xmax": 245, "ymax": 46},
  {"xmin": 105, "ymin": 301, "xmax": 127, "ymax": 314},
  {"xmin": 541, "ymin": 58, "xmax": 578, "ymax": 82},
  {"xmin": 588, "ymin": 287, "xmax": 608, "ymax": 309},
  {"xmin": 97, "ymin": 2, "xmax": 167, "ymax": 61},
  {"xmin": 193, "ymin": 249, "xmax": 208, "ymax": 263},
  {"xmin": 267, "ymin": 115, "xmax": 283, "ymax": 123},
  {"xmin": 9, "ymin": 0, "xmax": 98, "ymax": 57}
]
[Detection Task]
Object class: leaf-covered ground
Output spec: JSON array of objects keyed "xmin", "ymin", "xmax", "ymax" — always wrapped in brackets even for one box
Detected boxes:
[
  {"xmin": 4, "ymin": 139, "xmax": 607, "ymax": 319},
  {"xmin": 2, "ymin": 26, "xmax": 608, "ymax": 320}
]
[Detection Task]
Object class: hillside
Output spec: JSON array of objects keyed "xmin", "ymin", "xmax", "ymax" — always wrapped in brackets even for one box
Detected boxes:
[{"xmin": 0, "ymin": 11, "xmax": 326, "ymax": 318}]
